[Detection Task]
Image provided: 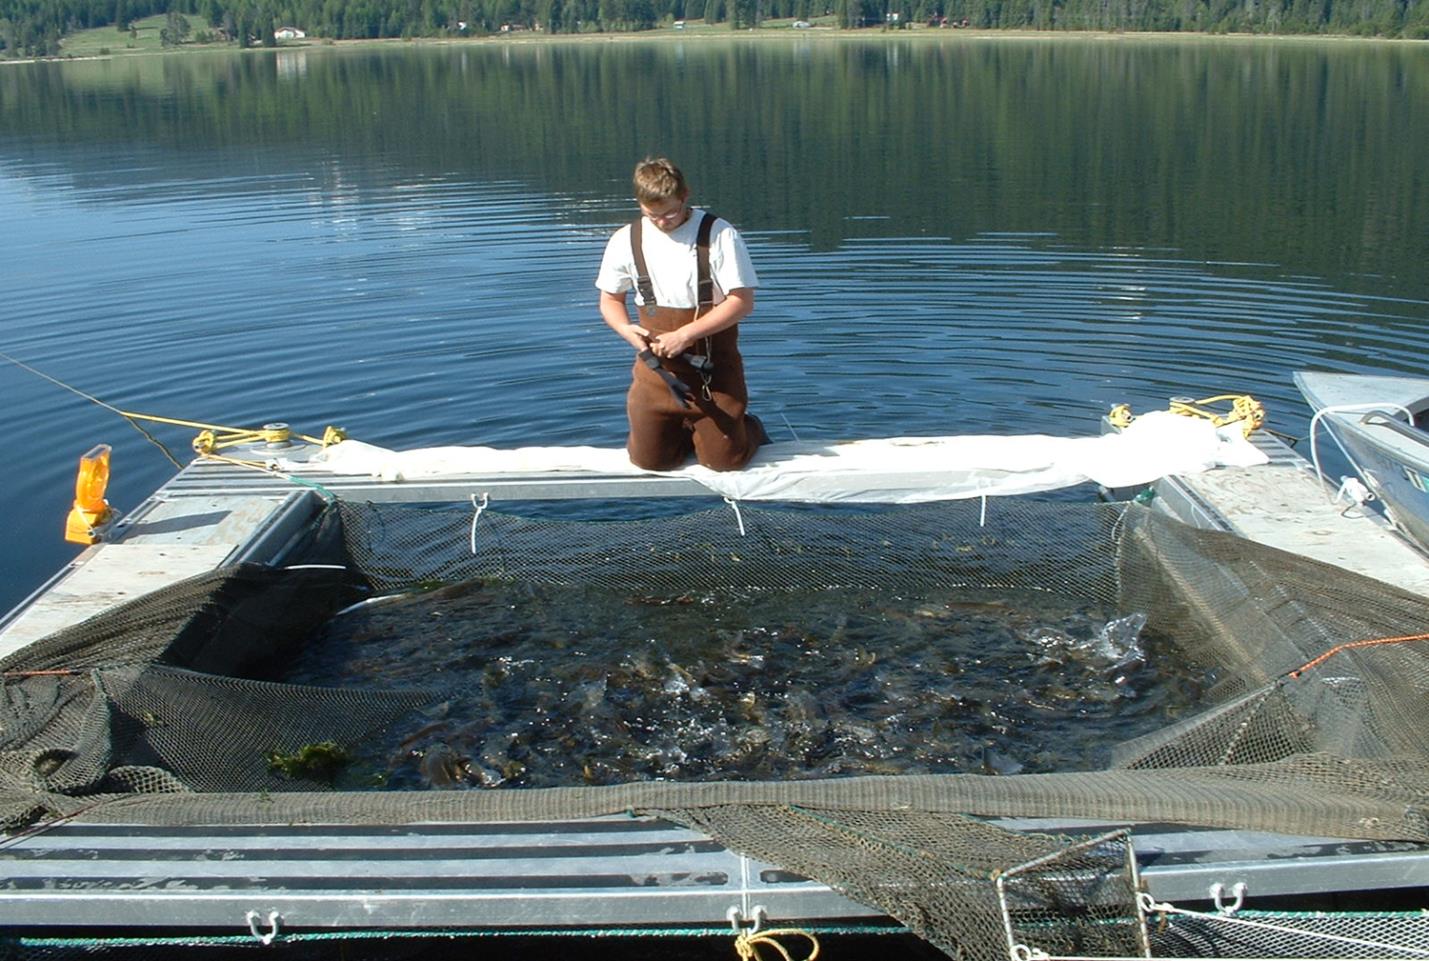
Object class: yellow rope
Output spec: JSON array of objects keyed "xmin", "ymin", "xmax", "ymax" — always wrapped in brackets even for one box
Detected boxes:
[
  {"xmin": 196, "ymin": 451, "xmax": 288, "ymax": 471},
  {"xmin": 1111, "ymin": 394, "xmax": 1265, "ymax": 438},
  {"xmin": 733, "ymin": 928, "xmax": 821, "ymax": 961},
  {"xmin": 0, "ymin": 350, "xmax": 347, "ymax": 456},
  {"xmin": 1167, "ymin": 393, "xmax": 1266, "ymax": 437},
  {"xmin": 183, "ymin": 419, "xmax": 344, "ymax": 454},
  {"xmin": 1107, "ymin": 403, "xmax": 1134, "ymax": 429},
  {"xmin": 196, "ymin": 451, "xmax": 338, "ymax": 500}
]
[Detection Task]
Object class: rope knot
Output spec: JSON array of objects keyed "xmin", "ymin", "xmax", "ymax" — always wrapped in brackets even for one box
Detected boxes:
[
  {"xmin": 1168, "ymin": 393, "xmax": 1265, "ymax": 437},
  {"xmin": 734, "ymin": 928, "xmax": 821, "ymax": 961},
  {"xmin": 1114, "ymin": 394, "xmax": 1266, "ymax": 437}
]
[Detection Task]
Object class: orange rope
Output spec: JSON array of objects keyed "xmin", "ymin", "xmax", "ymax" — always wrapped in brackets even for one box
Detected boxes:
[
  {"xmin": 1289, "ymin": 632, "xmax": 1429, "ymax": 679},
  {"xmin": 2, "ymin": 669, "xmax": 81, "ymax": 677}
]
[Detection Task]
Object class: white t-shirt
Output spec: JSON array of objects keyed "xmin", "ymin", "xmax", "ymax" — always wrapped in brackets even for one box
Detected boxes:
[{"xmin": 595, "ymin": 208, "xmax": 758, "ymax": 309}]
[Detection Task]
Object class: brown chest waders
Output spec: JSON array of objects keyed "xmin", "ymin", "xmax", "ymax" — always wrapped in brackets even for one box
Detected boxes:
[{"xmin": 625, "ymin": 213, "xmax": 761, "ymax": 472}]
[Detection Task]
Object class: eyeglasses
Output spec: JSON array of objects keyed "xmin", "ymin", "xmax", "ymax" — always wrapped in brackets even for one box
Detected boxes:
[{"xmin": 641, "ymin": 202, "xmax": 689, "ymax": 225}]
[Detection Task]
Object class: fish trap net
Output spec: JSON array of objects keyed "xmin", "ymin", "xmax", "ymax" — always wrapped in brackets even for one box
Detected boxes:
[{"xmin": 1, "ymin": 498, "xmax": 1428, "ymax": 961}]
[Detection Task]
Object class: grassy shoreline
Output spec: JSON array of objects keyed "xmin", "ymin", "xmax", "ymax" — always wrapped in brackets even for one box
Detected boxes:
[{"xmin": 33, "ymin": 12, "xmax": 1427, "ymax": 62}]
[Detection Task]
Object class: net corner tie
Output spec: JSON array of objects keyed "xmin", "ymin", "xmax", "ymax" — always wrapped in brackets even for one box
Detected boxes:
[
  {"xmin": 1209, "ymin": 880, "xmax": 1246, "ymax": 915},
  {"xmin": 244, "ymin": 909, "xmax": 282, "ymax": 945}
]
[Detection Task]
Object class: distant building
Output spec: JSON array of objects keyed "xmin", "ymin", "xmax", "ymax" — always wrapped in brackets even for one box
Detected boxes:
[{"xmin": 273, "ymin": 26, "xmax": 307, "ymax": 40}]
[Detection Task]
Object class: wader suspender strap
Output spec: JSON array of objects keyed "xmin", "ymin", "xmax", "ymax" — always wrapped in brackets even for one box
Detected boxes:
[
  {"xmin": 630, "ymin": 216, "xmax": 657, "ymax": 316},
  {"xmin": 629, "ymin": 212, "xmax": 718, "ymax": 316},
  {"xmin": 692, "ymin": 213, "xmax": 716, "ymax": 398},
  {"xmin": 695, "ymin": 212, "xmax": 716, "ymax": 312},
  {"xmin": 630, "ymin": 212, "xmax": 719, "ymax": 402}
]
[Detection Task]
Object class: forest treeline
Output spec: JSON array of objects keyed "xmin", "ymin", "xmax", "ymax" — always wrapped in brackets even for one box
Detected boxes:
[{"xmin": 2, "ymin": 0, "xmax": 1425, "ymax": 60}]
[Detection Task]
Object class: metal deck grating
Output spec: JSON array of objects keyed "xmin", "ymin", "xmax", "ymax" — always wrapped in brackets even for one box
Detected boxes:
[{"xmin": 0, "ymin": 815, "xmax": 1423, "ymax": 931}]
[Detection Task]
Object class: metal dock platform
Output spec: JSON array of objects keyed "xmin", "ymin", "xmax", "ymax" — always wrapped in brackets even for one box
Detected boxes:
[
  {"xmin": 2, "ymin": 432, "xmax": 1427, "ymax": 939},
  {"xmin": 1132, "ymin": 427, "xmax": 1429, "ymax": 596},
  {"xmin": 1, "ymin": 815, "xmax": 1423, "ymax": 933}
]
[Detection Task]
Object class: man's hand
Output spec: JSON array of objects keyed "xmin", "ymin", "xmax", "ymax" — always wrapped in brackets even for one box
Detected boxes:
[
  {"xmin": 599, "ymin": 291, "xmax": 657, "ymax": 355},
  {"xmin": 622, "ymin": 325, "xmax": 654, "ymax": 352},
  {"xmin": 650, "ymin": 328, "xmax": 695, "ymax": 358}
]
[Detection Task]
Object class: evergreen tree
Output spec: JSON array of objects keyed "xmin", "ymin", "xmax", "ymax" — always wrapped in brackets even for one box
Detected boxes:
[
  {"xmin": 2, "ymin": 0, "xmax": 1425, "ymax": 52},
  {"xmin": 160, "ymin": 7, "xmax": 191, "ymax": 42}
]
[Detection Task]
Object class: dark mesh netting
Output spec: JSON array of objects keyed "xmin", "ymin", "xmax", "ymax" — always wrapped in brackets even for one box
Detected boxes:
[
  {"xmin": 1112, "ymin": 513, "xmax": 1429, "ymax": 767},
  {"xmin": 2, "ymin": 499, "xmax": 1428, "ymax": 961},
  {"xmin": 663, "ymin": 805, "xmax": 1148, "ymax": 961},
  {"xmin": 0, "ymin": 566, "xmax": 432, "ymax": 800},
  {"xmin": 340, "ymin": 498, "xmax": 1122, "ymax": 598},
  {"xmin": 1145, "ymin": 909, "xmax": 1429, "ymax": 958}
]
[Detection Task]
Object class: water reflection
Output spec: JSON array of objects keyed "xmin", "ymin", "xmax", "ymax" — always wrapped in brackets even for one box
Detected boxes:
[
  {"xmin": 2, "ymin": 39, "xmax": 1425, "ymax": 290},
  {"xmin": 275, "ymin": 48, "xmax": 309, "ymax": 80},
  {"xmin": 0, "ymin": 38, "xmax": 1426, "ymax": 616}
]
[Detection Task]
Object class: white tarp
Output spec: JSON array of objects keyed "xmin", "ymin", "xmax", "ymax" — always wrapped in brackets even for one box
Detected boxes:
[{"xmin": 289, "ymin": 410, "xmax": 1268, "ymax": 504}]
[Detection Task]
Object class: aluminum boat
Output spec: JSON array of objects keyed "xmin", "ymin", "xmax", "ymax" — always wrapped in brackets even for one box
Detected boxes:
[{"xmin": 1295, "ymin": 370, "xmax": 1429, "ymax": 555}]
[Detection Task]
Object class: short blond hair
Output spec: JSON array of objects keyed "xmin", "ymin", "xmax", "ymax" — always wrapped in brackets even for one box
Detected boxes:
[{"xmin": 633, "ymin": 157, "xmax": 689, "ymax": 205}]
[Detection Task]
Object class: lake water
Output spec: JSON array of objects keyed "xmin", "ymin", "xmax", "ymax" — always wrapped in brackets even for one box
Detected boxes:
[{"xmin": 1, "ymin": 35, "xmax": 1427, "ymax": 617}]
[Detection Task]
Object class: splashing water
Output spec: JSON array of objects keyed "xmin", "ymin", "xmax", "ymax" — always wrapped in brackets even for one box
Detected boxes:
[{"xmin": 280, "ymin": 578, "xmax": 1210, "ymax": 790}]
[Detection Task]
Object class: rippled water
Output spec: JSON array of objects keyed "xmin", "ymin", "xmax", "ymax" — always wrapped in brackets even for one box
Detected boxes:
[{"xmin": 2, "ymin": 37, "xmax": 1427, "ymax": 620}]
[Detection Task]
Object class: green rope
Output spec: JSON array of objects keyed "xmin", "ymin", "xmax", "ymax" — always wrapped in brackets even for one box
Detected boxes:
[
  {"xmin": 283, "ymin": 471, "xmax": 338, "ymax": 502},
  {"xmin": 1234, "ymin": 909, "xmax": 1429, "ymax": 921},
  {"xmin": 10, "ymin": 922, "xmax": 908, "ymax": 950},
  {"xmin": 14, "ymin": 911, "xmax": 1422, "ymax": 952}
]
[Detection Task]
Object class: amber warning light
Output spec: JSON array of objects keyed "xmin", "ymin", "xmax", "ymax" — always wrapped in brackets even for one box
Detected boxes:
[{"xmin": 65, "ymin": 444, "xmax": 116, "ymax": 545}]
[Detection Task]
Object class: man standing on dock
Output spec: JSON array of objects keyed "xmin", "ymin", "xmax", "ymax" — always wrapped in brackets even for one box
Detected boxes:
[{"xmin": 596, "ymin": 157, "xmax": 765, "ymax": 472}]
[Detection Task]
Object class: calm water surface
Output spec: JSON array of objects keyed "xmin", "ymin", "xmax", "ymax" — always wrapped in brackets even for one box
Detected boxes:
[{"xmin": 1, "ymin": 36, "xmax": 1427, "ymax": 616}]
